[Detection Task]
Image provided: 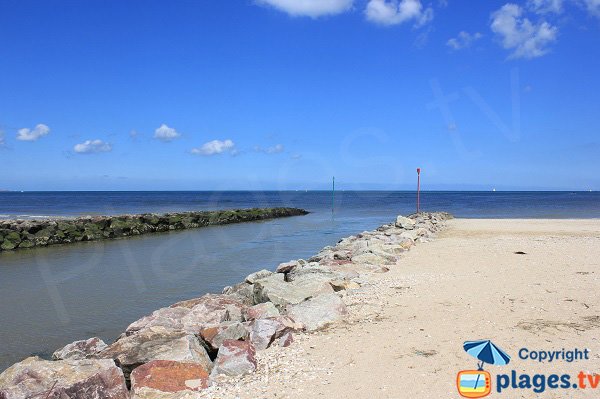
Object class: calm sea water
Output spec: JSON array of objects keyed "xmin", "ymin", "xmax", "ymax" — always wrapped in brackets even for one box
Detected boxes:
[{"xmin": 0, "ymin": 191, "xmax": 598, "ymax": 371}]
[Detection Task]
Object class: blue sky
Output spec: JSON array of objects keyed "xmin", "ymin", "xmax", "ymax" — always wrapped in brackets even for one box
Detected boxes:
[{"xmin": 0, "ymin": 0, "xmax": 598, "ymax": 191}]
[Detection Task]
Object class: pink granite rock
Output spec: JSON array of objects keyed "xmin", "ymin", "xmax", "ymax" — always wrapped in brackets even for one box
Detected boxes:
[
  {"xmin": 125, "ymin": 294, "xmax": 247, "ymax": 335},
  {"xmin": 278, "ymin": 331, "xmax": 294, "ymax": 347},
  {"xmin": 130, "ymin": 360, "xmax": 209, "ymax": 396},
  {"xmin": 210, "ymin": 340, "xmax": 257, "ymax": 378},
  {"xmin": 98, "ymin": 326, "xmax": 212, "ymax": 381},
  {"xmin": 0, "ymin": 357, "xmax": 129, "ymax": 399}
]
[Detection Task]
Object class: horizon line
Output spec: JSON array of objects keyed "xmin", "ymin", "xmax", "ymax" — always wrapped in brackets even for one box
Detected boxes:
[{"xmin": 0, "ymin": 189, "xmax": 596, "ymax": 193}]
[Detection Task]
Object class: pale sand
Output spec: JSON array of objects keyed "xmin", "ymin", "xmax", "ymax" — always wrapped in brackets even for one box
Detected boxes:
[{"xmin": 205, "ymin": 218, "xmax": 600, "ymax": 399}]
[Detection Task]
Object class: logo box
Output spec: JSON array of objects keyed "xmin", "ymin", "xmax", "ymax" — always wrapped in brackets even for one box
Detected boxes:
[{"xmin": 457, "ymin": 370, "xmax": 492, "ymax": 398}]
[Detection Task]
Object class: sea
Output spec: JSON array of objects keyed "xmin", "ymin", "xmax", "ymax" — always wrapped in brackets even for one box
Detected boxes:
[{"xmin": 0, "ymin": 191, "xmax": 598, "ymax": 371}]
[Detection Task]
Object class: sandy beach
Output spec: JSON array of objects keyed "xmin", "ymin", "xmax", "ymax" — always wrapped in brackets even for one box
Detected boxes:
[{"xmin": 204, "ymin": 218, "xmax": 600, "ymax": 398}]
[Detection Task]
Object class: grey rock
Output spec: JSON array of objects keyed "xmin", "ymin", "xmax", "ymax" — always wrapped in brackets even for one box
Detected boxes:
[
  {"xmin": 243, "ymin": 302, "xmax": 280, "ymax": 321},
  {"xmin": 253, "ymin": 273, "xmax": 334, "ymax": 308},
  {"xmin": 395, "ymin": 215, "xmax": 416, "ymax": 230},
  {"xmin": 285, "ymin": 293, "xmax": 348, "ymax": 332},
  {"xmin": 52, "ymin": 337, "xmax": 108, "ymax": 360},
  {"xmin": 286, "ymin": 263, "xmax": 338, "ymax": 281},
  {"xmin": 245, "ymin": 269, "xmax": 274, "ymax": 284},
  {"xmin": 400, "ymin": 230, "xmax": 419, "ymax": 241},
  {"xmin": 125, "ymin": 306, "xmax": 191, "ymax": 335},
  {"xmin": 275, "ymin": 260, "xmax": 301, "ymax": 274},
  {"xmin": 199, "ymin": 322, "xmax": 249, "ymax": 354},
  {"xmin": 247, "ymin": 316, "xmax": 302, "ymax": 350},
  {"xmin": 222, "ymin": 282, "xmax": 255, "ymax": 306},
  {"xmin": 248, "ymin": 318, "xmax": 280, "ymax": 350},
  {"xmin": 351, "ymin": 252, "xmax": 395, "ymax": 265}
]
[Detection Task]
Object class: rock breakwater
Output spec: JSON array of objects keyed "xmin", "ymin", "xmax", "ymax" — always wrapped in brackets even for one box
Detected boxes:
[
  {"xmin": 0, "ymin": 207, "xmax": 308, "ymax": 252},
  {"xmin": 0, "ymin": 212, "xmax": 452, "ymax": 398}
]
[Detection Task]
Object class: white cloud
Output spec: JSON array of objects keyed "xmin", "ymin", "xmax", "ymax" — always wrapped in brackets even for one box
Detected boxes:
[
  {"xmin": 266, "ymin": 144, "xmax": 285, "ymax": 153},
  {"xmin": 582, "ymin": 0, "xmax": 600, "ymax": 16},
  {"xmin": 491, "ymin": 3, "xmax": 558, "ymax": 59},
  {"xmin": 256, "ymin": 0, "xmax": 353, "ymax": 17},
  {"xmin": 191, "ymin": 139, "xmax": 236, "ymax": 156},
  {"xmin": 16, "ymin": 124, "xmax": 50, "ymax": 142},
  {"xmin": 74, "ymin": 139, "xmax": 112, "ymax": 154},
  {"xmin": 447, "ymin": 31, "xmax": 483, "ymax": 50},
  {"xmin": 254, "ymin": 144, "xmax": 285, "ymax": 154},
  {"xmin": 154, "ymin": 124, "xmax": 181, "ymax": 142},
  {"xmin": 527, "ymin": 0, "xmax": 563, "ymax": 14},
  {"xmin": 365, "ymin": 0, "xmax": 433, "ymax": 27}
]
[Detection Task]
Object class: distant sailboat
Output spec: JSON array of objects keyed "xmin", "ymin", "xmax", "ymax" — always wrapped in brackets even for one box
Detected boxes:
[{"xmin": 492, "ymin": 188, "xmax": 496, "ymax": 192}]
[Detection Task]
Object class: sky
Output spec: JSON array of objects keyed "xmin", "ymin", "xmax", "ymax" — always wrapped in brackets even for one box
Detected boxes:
[{"xmin": 0, "ymin": 0, "xmax": 599, "ymax": 191}]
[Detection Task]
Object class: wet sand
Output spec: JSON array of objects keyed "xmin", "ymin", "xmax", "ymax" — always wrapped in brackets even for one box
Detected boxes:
[{"xmin": 203, "ymin": 218, "xmax": 600, "ymax": 398}]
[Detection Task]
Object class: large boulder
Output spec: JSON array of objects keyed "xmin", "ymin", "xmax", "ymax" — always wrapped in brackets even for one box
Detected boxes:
[
  {"xmin": 349, "ymin": 239, "xmax": 399, "ymax": 264},
  {"xmin": 125, "ymin": 307, "xmax": 190, "ymax": 335},
  {"xmin": 130, "ymin": 360, "xmax": 209, "ymax": 398},
  {"xmin": 395, "ymin": 215, "xmax": 416, "ymax": 230},
  {"xmin": 398, "ymin": 237, "xmax": 414, "ymax": 250},
  {"xmin": 0, "ymin": 357, "xmax": 129, "ymax": 399},
  {"xmin": 126, "ymin": 294, "xmax": 246, "ymax": 335},
  {"xmin": 253, "ymin": 273, "xmax": 334, "ymax": 308},
  {"xmin": 330, "ymin": 279, "xmax": 361, "ymax": 292},
  {"xmin": 286, "ymin": 263, "xmax": 350, "ymax": 282},
  {"xmin": 248, "ymin": 318, "xmax": 280, "ymax": 351},
  {"xmin": 53, "ymin": 337, "xmax": 108, "ymax": 360},
  {"xmin": 1, "ymin": 232, "xmax": 21, "ymax": 250},
  {"xmin": 198, "ymin": 322, "xmax": 249, "ymax": 355},
  {"xmin": 400, "ymin": 230, "xmax": 419, "ymax": 241},
  {"xmin": 243, "ymin": 302, "xmax": 280, "ymax": 321},
  {"xmin": 350, "ymin": 252, "xmax": 395, "ymax": 266},
  {"xmin": 414, "ymin": 227, "xmax": 430, "ymax": 237},
  {"xmin": 210, "ymin": 340, "xmax": 257, "ymax": 378},
  {"xmin": 285, "ymin": 293, "xmax": 348, "ymax": 332},
  {"xmin": 171, "ymin": 294, "xmax": 246, "ymax": 315},
  {"xmin": 275, "ymin": 259, "xmax": 306, "ymax": 274},
  {"xmin": 247, "ymin": 316, "xmax": 300, "ymax": 350},
  {"xmin": 98, "ymin": 327, "xmax": 212, "ymax": 381},
  {"xmin": 244, "ymin": 269, "xmax": 273, "ymax": 284},
  {"xmin": 222, "ymin": 282, "xmax": 254, "ymax": 306}
]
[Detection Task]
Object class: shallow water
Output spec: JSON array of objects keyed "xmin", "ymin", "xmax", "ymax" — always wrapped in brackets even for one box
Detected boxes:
[{"xmin": 0, "ymin": 191, "xmax": 598, "ymax": 371}]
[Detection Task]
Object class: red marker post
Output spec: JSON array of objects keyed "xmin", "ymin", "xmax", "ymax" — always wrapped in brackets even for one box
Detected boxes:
[{"xmin": 416, "ymin": 168, "xmax": 421, "ymax": 214}]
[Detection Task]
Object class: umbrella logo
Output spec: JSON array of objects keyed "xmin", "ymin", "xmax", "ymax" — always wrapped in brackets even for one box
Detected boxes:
[{"xmin": 456, "ymin": 340, "xmax": 511, "ymax": 398}]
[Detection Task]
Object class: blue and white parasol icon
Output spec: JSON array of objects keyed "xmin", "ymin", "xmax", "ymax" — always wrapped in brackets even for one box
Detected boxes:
[{"xmin": 463, "ymin": 339, "xmax": 511, "ymax": 370}]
